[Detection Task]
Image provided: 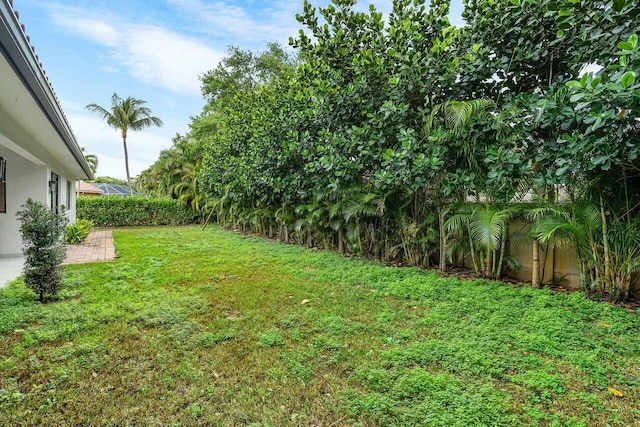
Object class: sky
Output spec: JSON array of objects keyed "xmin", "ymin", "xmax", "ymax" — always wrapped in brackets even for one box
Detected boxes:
[{"xmin": 15, "ymin": 0, "xmax": 465, "ymax": 180}]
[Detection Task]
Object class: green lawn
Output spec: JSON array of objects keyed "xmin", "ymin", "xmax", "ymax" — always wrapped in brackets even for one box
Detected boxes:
[{"xmin": 0, "ymin": 226, "xmax": 638, "ymax": 426}]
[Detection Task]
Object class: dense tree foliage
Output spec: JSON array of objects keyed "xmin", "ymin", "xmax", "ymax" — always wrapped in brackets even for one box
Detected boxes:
[{"xmin": 138, "ymin": 0, "xmax": 640, "ymax": 301}]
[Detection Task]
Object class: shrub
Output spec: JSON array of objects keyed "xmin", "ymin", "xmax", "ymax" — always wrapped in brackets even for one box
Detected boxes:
[
  {"xmin": 16, "ymin": 199, "xmax": 67, "ymax": 302},
  {"xmin": 64, "ymin": 219, "xmax": 94, "ymax": 244},
  {"xmin": 77, "ymin": 196, "xmax": 198, "ymax": 227}
]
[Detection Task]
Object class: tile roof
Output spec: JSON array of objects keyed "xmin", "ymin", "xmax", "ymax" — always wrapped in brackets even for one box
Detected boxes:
[{"xmin": 77, "ymin": 180, "xmax": 104, "ymax": 194}]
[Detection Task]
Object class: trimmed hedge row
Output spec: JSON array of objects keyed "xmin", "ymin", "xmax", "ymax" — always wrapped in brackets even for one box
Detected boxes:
[{"xmin": 77, "ymin": 196, "xmax": 198, "ymax": 227}]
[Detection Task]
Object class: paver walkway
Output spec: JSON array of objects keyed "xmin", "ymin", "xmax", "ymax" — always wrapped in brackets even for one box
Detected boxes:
[{"xmin": 64, "ymin": 230, "xmax": 116, "ymax": 265}]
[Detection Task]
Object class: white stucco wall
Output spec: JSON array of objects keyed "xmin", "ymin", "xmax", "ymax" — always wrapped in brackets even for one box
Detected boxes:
[
  {"xmin": 0, "ymin": 146, "xmax": 77, "ymax": 256},
  {"xmin": 64, "ymin": 177, "xmax": 77, "ymax": 224},
  {"xmin": 0, "ymin": 147, "xmax": 47, "ymax": 256}
]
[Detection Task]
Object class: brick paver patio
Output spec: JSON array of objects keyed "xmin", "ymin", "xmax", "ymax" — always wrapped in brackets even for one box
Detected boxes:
[{"xmin": 64, "ymin": 230, "xmax": 116, "ymax": 265}]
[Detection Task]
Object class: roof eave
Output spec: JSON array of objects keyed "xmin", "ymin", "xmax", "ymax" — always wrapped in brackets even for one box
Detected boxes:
[{"xmin": 0, "ymin": 0, "xmax": 94, "ymax": 180}]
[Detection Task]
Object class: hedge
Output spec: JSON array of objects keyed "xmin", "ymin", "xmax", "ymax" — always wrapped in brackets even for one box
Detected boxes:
[{"xmin": 77, "ymin": 196, "xmax": 198, "ymax": 227}]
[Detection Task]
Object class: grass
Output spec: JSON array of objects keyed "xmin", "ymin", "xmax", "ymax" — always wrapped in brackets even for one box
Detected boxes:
[{"xmin": 0, "ymin": 225, "xmax": 638, "ymax": 426}]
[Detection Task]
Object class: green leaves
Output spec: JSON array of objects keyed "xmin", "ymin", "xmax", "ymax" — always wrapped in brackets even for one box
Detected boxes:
[
  {"xmin": 613, "ymin": 0, "xmax": 627, "ymax": 11},
  {"xmin": 620, "ymin": 71, "xmax": 636, "ymax": 88},
  {"xmin": 618, "ymin": 34, "xmax": 638, "ymax": 53}
]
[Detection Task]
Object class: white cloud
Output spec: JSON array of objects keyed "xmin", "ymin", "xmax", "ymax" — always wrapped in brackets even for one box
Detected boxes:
[
  {"xmin": 114, "ymin": 24, "xmax": 223, "ymax": 96},
  {"xmin": 49, "ymin": 7, "xmax": 119, "ymax": 46},
  {"xmin": 48, "ymin": 5, "xmax": 223, "ymax": 96},
  {"xmin": 167, "ymin": 0, "xmax": 303, "ymax": 46},
  {"xmin": 100, "ymin": 65, "xmax": 118, "ymax": 73}
]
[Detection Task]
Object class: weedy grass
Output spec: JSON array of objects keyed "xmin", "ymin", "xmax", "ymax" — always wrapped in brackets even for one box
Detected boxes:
[{"xmin": 0, "ymin": 225, "xmax": 638, "ymax": 426}]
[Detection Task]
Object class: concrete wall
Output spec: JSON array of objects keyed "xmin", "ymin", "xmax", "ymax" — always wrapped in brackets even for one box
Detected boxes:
[{"xmin": 0, "ymin": 145, "xmax": 77, "ymax": 256}]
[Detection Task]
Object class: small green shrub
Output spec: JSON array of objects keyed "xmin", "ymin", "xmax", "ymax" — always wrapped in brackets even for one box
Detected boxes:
[
  {"xmin": 64, "ymin": 219, "xmax": 94, "ymax": 244},
  {"xmin": 77, "ymin": 196, "xmax": 197, "ymax": 227},
  {"xmin": 16, "ymin": 199, "xmax": 67, "ymax": 302}
]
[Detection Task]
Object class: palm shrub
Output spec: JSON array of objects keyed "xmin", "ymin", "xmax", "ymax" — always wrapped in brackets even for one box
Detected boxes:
[
  {"xmin": 16, "ymin": 199, "xmax": 68, "ymax": 302},
  {"xmin": 447, "ymin": 203, "xmax": 519, "ymax": 279},
  {"xmin": 531, "ymin": 203, "xmax": 601, "ymax": 294},
  {"xmin": 607, "ymin": 220, "xmax": 640, "ymax": 302},
  {"xmin": 64, "ymin": 219, "xmax": 94, "ymax": 244}
]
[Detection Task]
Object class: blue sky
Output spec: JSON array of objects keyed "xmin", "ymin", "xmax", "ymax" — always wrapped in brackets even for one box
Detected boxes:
[{"xmin": 15, "ymin": 0, "xmax": 464, "ymax": 179}]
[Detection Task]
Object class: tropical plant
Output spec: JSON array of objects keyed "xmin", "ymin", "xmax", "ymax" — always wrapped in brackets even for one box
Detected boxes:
[
  {"xmin": 86, "ymin": 93, "xmax": 163, "ymax": 193},
  {"xmin": 64, "ymin": 219, "xmax": 94, "ymax": 245},
  {"xmin": 607, "ymin": 220, "xmax": 640, "ymax": 302},
  {"xmin": 81, "ymin": 147, "xmax": 99, "ymax": 175},
  {"xmin": 131, "ymin": 0, "xmax": 640, "ymax": 301},
  {"xmin": 447, "ymin": 203, "xmax": 518, "ymax": 279},
  {"xmin": 531, "ymin": 203, "xmax": 601, "ymax": 294}
]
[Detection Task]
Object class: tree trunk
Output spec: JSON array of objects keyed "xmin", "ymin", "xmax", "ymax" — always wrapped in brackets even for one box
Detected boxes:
[
  {"xmin": 122, "ymin": 134, "xmax": 133, "ymax": 195},
  {"xmin": 531, "ymin": 240, "xmax": 541, "ymax": 288},
  {"xmin": 438, "ymin": 207, "xmax": 447, "ymax": 272},
  {"xmin": 468, "ymin": 223, "xmax": 479, "ymax": 275},
  {"xmin": 600, "ymin": 195, "xmax": 611, "ymax": 290},
  {"xmin": 496, "ymin": 224, "xmax": 508, "ymax": 278},
  {"xmin": 485, "ymin": 249, "xmax": 492, "ymax": 278},
  {"xmin": 338, "ymin": 225, "xmax": 344, "ymax": 253}
]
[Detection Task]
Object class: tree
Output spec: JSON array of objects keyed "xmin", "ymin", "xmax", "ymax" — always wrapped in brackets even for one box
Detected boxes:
[
  {"xmin": 81, "ymin": 147, "xmax": 99, "ymax": 174},
  {"xmin": 90, "ymin": 176, "xmax": 127, "ymax": 185},
  {"xmin": 86, "ymin": 93, "xmax": 163, "ymax": 193},
  {"xmin": 17, "ymin": 199, "xmax": 68, "ymax": 302}
]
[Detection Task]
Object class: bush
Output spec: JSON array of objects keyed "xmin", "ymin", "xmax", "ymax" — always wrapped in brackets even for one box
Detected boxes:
[
  {"xmin": 64, "ymin": 219, "xmax": 94, "ymax": 244},
  {"xmin": 77, "ymin": 196, "xmax": 198, "ymax": 227},
  {"xmin": 16, "ymin": 199, "xmax": 67, "ymax": 302}
]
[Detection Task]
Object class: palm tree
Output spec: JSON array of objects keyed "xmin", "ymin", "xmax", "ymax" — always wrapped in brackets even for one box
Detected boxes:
[
  {"xmin": 425, "ymin": 98, "xmax": 498, "ymax": 272},
  {"xmin": 81, "ymin": 147, "xmax": 98, "ymax": 174},
  {"xmin": 86, "ymin": 93, "xmax": 163, "ymax": 193}
]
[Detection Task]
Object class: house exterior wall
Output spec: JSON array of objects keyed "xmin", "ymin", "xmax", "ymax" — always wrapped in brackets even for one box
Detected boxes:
[
  {"xmin": 0, "ymin": 0, "xmax": 92, "ymax": 258},
  {"xmin": 0, "ymin": 146, "xmax": 78, "ymax": 256},
  {"xmin": 0, "ymin": 146, "xmax": 46, "ymax": 256}
]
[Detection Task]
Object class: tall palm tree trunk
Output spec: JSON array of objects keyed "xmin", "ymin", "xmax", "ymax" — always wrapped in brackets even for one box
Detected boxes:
[{"xmin": 122, "ymin": 134, "xmax": 133, "ymax": 195}]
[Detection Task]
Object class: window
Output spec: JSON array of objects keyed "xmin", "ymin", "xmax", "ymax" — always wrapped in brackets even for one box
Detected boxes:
[
  {"xmin": 49, "ymin": 172, "xmax": 59, "ymax": 211},
  {"xmin": 0, "ymin": 156, "xmax": 6, "ymax": 214},
  {"xmin": 66, "ymin": 180, "xmax": 72, "ymax": 209}
]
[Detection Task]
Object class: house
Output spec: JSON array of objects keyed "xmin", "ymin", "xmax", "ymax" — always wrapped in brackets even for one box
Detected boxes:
[
  {"xmin": 77, "ymin": 180, "xmax": 104, "ymax": 197},
  {"xmin": 0, "ymin": 0, "xmax": 93, "ymax": 261}
]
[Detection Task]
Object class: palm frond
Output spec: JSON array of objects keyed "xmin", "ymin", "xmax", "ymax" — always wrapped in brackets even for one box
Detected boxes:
[{"xmin": 469, "ymin": 207, "xmax": 511, "ymax": 250}]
